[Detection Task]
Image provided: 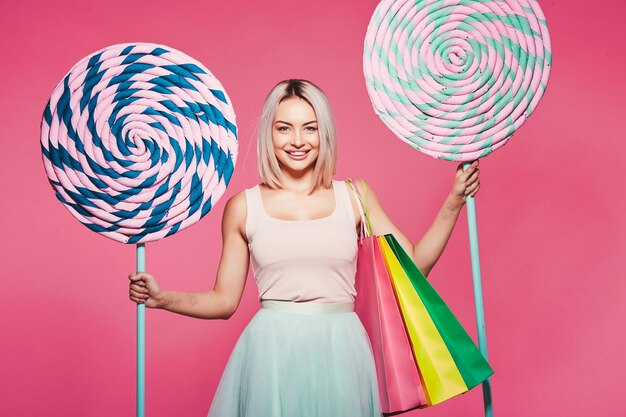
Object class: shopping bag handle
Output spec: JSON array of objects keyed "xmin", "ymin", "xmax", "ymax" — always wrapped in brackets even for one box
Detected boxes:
[{"xmin": 345, "ymin": 178, "xmax": 373, "ymax": 239}]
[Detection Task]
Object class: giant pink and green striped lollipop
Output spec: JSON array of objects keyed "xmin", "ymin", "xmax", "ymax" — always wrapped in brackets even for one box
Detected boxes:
[
  {"xmin": 364, "ymin": 0, "xmax": 551, "ymax": 162},
  {"xmin": 40, "ymin": 43, "xmax": 238, "ymax": 417},
  {"xmin": 363, "ymin": 1, "xmax": 551, "ymax": 415}
]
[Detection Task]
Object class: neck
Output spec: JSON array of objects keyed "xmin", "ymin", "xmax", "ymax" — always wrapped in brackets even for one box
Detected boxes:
[{"xmin": 278, "ymin": 167, "xmax": 318, "ymax": 194}]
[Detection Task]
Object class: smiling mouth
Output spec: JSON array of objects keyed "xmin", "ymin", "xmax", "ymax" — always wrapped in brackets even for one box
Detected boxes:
[{"xmin": 285, "ymin": 150, "xmax": 310, "ymax": 160}]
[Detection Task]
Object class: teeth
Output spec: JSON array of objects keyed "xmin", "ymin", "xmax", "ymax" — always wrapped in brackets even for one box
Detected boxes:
[{"xmin": 288, "ymin": 151, "xmax": 307, "ymax": 155}]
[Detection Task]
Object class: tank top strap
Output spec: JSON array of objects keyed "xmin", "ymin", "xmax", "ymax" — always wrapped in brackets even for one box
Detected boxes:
[
  {"xmin": 333, "ymin": 179, "xmax": 358, "ymax": 226},
  {"xmin": 244, "ymin": 185, "xmax": 263, "ymax": 243}
]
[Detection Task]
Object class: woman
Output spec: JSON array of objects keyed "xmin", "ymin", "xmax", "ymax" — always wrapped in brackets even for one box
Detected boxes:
[{"xmin": 129, "ymin": 79, "xmax": 480, "ymax": 417}]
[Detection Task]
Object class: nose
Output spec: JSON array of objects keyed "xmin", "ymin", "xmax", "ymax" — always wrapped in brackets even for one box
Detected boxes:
[{"xmin": 291, "ymin": 129, "xmax": 304, "ymax": 147}]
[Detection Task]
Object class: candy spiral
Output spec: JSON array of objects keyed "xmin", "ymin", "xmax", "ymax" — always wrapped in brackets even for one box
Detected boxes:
[
  {"xmin": 41, "ymin": 43, "xmax": 238, "ymax": 244},
  {"xmin": 364, "ymin": 0, "xmax": 551, "ymax": 161}
]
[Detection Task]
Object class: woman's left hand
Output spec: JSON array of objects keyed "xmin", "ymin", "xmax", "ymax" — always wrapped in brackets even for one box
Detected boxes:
[{"xmin": 449, "ymin": 160, "xmax": 481, "ymax": 207}]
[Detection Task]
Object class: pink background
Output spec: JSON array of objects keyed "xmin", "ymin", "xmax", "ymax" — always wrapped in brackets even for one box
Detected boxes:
[{"xmin": 1, "ymin": 0, "xmax": 625, "ymax": 416}]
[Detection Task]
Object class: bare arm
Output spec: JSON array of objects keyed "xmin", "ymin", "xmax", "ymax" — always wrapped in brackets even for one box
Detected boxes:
[
  {"xmin": 129, "ymin": 191, "xmax": 250, "ymax": 319},
  {"xmin": 351, "ymin": 161, "xmax": 480, "ymax": 277}
]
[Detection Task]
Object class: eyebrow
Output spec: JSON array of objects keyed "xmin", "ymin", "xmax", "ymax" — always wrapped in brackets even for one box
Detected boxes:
[{"xmin": 275, "ymin": 120, "xmax": 318, "ymax": 126}]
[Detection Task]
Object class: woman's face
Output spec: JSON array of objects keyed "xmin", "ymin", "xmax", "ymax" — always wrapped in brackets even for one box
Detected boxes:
[{"xmin": 272, "ymin": 97, "xmax": 320, "ymax": 175}]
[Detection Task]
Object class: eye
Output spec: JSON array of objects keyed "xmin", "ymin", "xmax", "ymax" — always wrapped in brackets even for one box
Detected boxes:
[
  {"xmin": 276, "ymin": 125, "xmax": 290, "ymax": 132},
  {"xmin": 305, "ymin": 126, "xmax": 318, "ymax": 132}
]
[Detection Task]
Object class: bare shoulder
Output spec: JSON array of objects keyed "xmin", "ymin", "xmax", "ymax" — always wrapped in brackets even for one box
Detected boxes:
[
  {"xmin": 357, "ymin": 179, "xmax": 376, "ymax": 197},
  {"xmin": 222, "ymin": 190, "xmax": 248, "ymax": 235},
  {"xmin": 343, "ymin": 178, "xmax": 382, "ymax": 207},
  {"xmin": 224, "ymin": 189, "xmax": 247, "ymax": 212},
  {"xmin": 340, "ymin": 178, "xmax": 378, "ymax": 225}
]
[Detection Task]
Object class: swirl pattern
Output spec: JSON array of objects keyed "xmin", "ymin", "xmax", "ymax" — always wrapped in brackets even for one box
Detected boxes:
[
  {"xmin": 41, "ymin": 43, "xmax": 238, "ymax": 243},
  {"xmin": 364, "ymin": 0, "xmax": 551, "ymax": 161}
]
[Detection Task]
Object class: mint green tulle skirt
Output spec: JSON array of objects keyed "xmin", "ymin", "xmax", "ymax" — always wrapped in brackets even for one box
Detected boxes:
[{"xmin": 207, "ymin": 301, "xmax": 382, "ymax": 417}]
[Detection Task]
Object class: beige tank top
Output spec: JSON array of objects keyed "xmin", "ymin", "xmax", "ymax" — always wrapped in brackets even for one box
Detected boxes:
[{"xmin": 245, "ymin": 179, "xmax": 358, "ymax": 303}]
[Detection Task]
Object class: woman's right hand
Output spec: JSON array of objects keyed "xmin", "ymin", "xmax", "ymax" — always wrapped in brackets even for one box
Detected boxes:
[{"xmin": 129, "ymin": 272, "xmax": 163, "ymax": 308}]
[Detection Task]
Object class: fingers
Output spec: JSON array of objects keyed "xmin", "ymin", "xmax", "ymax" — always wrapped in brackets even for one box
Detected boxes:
[
  {"xmin": 128, "ymin": 271, "xmax": 152, "ymax": 282},
  {"xmin": 464, "ymin": 161, "xmax": 479, "ymax": 176},
  {"xmin": 130, "ymin": 282, "xmax": 149, "ymax": 293},
  {"xmin": 465, "ymin": 179, "xmax": 480, "ymax": 196},
  {"xmin": 129, "ymin": 272, "xmax": 151, "ymax": 304},
  {"xmin": 465, "ymin": 168, "xmax": 480, "ymax": 185},
  {"xmin": 129, "ymin": 292, "xmax": 148, "ymax": 303},
  {"xmin": 457, "ymin": 159, "xmax": 478, "ymax": 170},
  {"xmin": 456, "ymin": 160, "xmax": 478, "ymax": 179},
  {"xmin": 454, "ymin": 160, "xmax": 481, "ymax": 198},
  {"xmin": 463, "ymin": 160, "xmax": 479, "ymax": 182},
  {"xmin": 129, "ymin": 282, "xmax": 150, "ymax": 302}
]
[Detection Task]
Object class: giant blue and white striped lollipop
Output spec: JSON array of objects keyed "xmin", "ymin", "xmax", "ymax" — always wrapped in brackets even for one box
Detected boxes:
[{"xmin": 41, "ymin": 43, "xmax": 238, "ymax": 243}]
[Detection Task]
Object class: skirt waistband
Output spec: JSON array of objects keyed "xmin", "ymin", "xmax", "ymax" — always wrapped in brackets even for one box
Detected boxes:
[{"xmin": 261, "ymin": 300, "xmax": 355, "ymax": 314}]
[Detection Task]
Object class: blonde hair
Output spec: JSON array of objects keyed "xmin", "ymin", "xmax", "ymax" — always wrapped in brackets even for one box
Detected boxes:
[{"xmin": 257, "ymin": 79, "xmax": 337, "ymax": 192}]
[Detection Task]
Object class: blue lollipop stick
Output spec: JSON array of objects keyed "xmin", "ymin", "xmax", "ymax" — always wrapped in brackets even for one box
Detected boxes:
[
  {"xmin": 463, "ymin": 162, "xmax": 493, "ymax": 417},
  {"xmin": 137, "ymin": 243, "xmax": 146, "ymax": 417}
]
